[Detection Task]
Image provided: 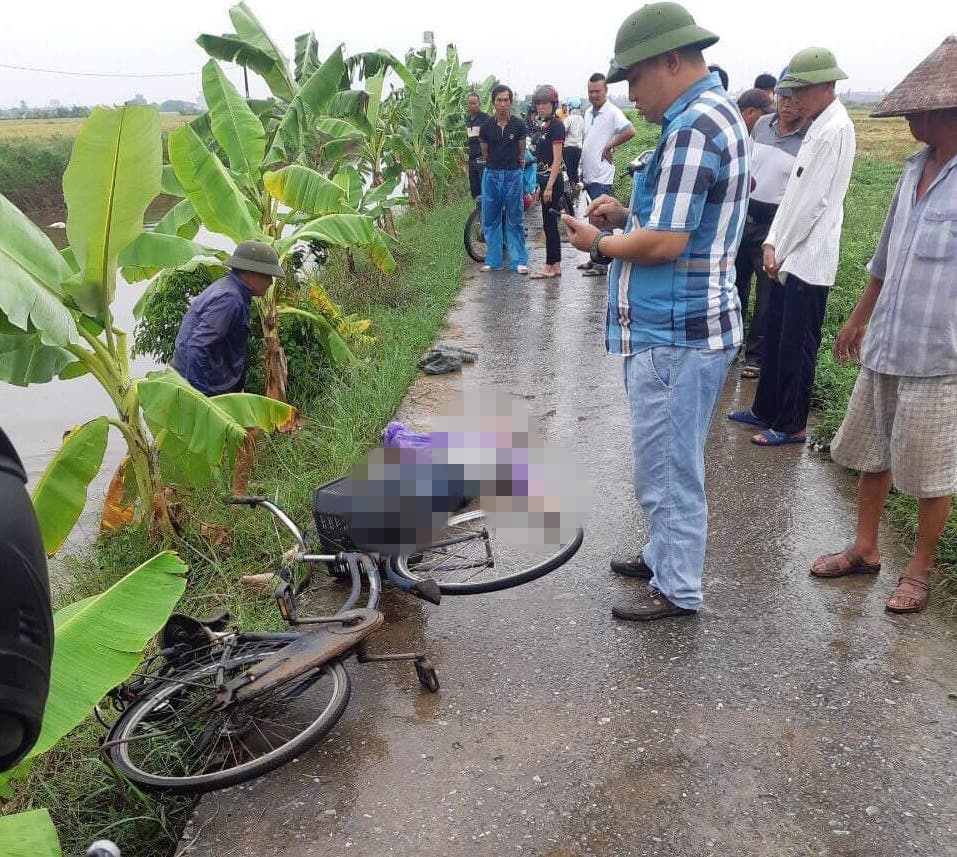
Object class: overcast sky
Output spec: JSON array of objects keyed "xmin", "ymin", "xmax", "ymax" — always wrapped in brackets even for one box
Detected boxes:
[{"xmin": 1, "ymin": 0, "xmax": 950, "ymax": 109}]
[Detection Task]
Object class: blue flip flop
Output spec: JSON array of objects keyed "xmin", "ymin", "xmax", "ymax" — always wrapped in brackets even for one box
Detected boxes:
[
  {"xmin": 728, "ymin": 408, "xmax": 768, "ymax": 428},
  {"xmin": 751, "ymin": 428, "xmax": 806, "ymax": 446}
]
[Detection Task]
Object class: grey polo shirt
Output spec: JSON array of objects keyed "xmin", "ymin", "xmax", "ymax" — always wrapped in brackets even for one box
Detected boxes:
[
  {"xmin": 861, "ymin": 147, "xmax": 957, "ymax": 377},
  {"xmin": 750, "ymin": 113, "xmax": 807, "ymax": 206}
]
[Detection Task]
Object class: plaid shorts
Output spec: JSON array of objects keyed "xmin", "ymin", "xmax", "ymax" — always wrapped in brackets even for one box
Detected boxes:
[{"xmin": 830, "ymin": 368, "xmax": 957, "ymax": 498}]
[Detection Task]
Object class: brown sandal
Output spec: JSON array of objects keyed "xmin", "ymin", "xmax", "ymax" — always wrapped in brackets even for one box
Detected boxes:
[
  {"xmin": 810, "ymin": 546, "xmax": 881, "ymax": 578},
  {"xmin": 885, "ymin": 575, "xmax": 931, "ymax": 614}
]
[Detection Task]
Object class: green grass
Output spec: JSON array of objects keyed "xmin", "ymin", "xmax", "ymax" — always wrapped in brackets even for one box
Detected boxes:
[
  {"xmin": 0, "ymin": 136, "xmax": 74, "ymax": 211},
  {"xmin": 610, "ymin": 111, "xmax": 957, "ymax": 600},
  {"xmin": 19, "ymin": 194, "xmax": 474, "ymax": 857}
]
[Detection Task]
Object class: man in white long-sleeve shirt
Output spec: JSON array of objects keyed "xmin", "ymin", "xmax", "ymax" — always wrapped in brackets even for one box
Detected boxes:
[{"xmin": 729, "ymin": 47, "xmax": 856, "ymax": 446}]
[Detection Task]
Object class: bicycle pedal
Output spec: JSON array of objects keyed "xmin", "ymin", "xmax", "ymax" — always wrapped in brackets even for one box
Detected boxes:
[{"xmin": 274, "ymin": 579, "xmax": 298, "ymax": 623}]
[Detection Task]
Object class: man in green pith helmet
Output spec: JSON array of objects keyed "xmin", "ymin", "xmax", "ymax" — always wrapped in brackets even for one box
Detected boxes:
[
  {"xmin": 563, "ymin": 2, "xmax": 751, "ymax": 621},
  {"xmin": 172, "ymin": 240, "xmax": 283, "ymax": 396},
  {"xmin": 730, "ymin": 47, "xmax": 856, "ymax": 447}
]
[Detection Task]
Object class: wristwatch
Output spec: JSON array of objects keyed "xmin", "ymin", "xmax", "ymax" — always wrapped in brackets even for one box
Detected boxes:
[{"xmin": 589, "ymin": 233, "xmax": 612, "ymax": 265}]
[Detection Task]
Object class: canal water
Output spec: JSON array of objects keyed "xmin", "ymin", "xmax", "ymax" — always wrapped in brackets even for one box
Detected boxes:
[{"xmin": 1, "ymin": 201, "xmax": 231, "ymax": 564}]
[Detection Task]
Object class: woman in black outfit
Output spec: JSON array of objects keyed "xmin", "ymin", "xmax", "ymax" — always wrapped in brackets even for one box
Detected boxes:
[{"xmin": 530, "ymin": 84, "xmax": 565, "ymax": 279}]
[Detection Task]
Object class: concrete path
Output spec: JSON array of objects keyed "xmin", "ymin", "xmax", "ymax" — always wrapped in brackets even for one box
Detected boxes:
[{"xmin": 184, "ymin": 227, "xmax": 957, "ymax": 857}]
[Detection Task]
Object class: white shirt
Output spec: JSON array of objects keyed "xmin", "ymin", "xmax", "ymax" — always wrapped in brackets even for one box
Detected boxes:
[
  {"xmin": 765, "ymin": 98, "xmax": 856, "ymax": 286},
  {"xmin": 564, "ymin": 112, "xmax": 584, "ymax": 148},
  {"xmin": 582, "ymin": 101, "xmax": 631, "ymax": 185}
]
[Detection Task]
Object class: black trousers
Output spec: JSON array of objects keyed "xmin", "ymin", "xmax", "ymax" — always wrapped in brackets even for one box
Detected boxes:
[
  {"xmin": 751, "ymin": 275, "xmax": 829, "ymax": 435},
  {"xmin": 563, "ymin": 146, "xmax": 582, "ymax": 184},
  {"xmin": 468, "ymin": 160, "xmax": 485, "ymax": 200},
  {"xmin": 538, "ymin": 174, "xmax": 564, "ymax": 265},
  {"xmin": 734, "ymin": 218, "xmax": 775, "ymax": 366}
]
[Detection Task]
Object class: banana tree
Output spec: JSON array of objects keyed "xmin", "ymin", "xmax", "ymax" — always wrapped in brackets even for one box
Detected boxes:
[
  {"xmin": 163, "ymin": 5, "xmax": 396, "ymax": 402},
  {"xmin": 384, "ymin": 39, "xmax": 475, "ymax": 213},
  {"xmin": 0, "ymin": 552, "xmax": 188, "ymax": 856},
  {"xmin": 0, "ymin": 105, "xmax": 296, "ymax": 543}
]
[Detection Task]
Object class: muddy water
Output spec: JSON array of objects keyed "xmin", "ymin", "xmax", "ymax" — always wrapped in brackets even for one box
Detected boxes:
[{"xmin": 1, "ymin": 202, "xmax": 232, "ymax": 565}]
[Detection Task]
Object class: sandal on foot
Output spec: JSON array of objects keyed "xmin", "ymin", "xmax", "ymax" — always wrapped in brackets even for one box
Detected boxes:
[
  {"xmin": 612, "ymin": 587, "xmax": 697, "ymax": 622},
  {"xmin": 529, "ymin": 269, "xmax": 559, "ymax": 279},
  {"xmin": 581, "ymin": 267, "xmax": 605, "ymax": 278},
  {"xmin": 577, "ymin": 260, "xmax": 594, "ymax": 270},
  {"xmin": 810, "ymin": 546, "xmax": 881, "ymax": 578},
  {"xmin": 727, "ymin": 408, "xmax": 768, "ymax": 427},
  {"xmin": 741, "ymin": 364, "xmax": 761, "ymax": 379},
  {"xmin": 751, "ymin": 428, "xmax": 806, "ymax": 446},
  {"xmin": 885, "ymin": 575, "xmax": 931, "ymax": 614}
]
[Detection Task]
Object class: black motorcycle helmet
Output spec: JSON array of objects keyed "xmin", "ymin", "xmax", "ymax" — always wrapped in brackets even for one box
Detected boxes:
[{"xmin": 0, "ymin": 427, "xmax": 53, "ymax": 770}]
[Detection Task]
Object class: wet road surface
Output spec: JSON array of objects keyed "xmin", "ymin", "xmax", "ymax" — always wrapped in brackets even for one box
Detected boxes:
[{"xmin": 185, "ymin": 225, "xmax": 957, "ymax": 857}]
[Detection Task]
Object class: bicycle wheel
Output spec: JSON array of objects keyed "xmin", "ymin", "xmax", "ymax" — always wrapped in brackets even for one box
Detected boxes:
[
  {"xmin": 464, "ymin": 204, "xmax": 486, "ymax": 263},
  {"xmin": 393, "ymin": 509, "xmax": 584, "ymax": 595},
  {"xmin": 104, "ymin": 647, "xmax": 351, "ymax": 794}
]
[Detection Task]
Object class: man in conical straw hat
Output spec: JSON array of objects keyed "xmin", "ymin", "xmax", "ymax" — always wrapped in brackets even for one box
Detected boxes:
[{"xmin": 809, "ymin": 35, "xmax": 957, "ymax": 615}]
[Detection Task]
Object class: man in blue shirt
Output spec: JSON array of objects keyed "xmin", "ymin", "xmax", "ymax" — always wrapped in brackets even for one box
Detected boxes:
[
  {"xmin": 172, "ymin": 240, "xmax": 284, "ymax": 396},
  {"xmin": 565, "ymin": 1, "xmax": 749, "ymax": 620}
]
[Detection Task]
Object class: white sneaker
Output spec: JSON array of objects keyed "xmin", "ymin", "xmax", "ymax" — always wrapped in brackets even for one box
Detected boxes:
[
  {"xmin": 516, "ymin": 265, "xmax": 529, "ymax": 275},
  {"xmin": 480, "ymin": 264, "xmax": 495, "ymax": 272}
]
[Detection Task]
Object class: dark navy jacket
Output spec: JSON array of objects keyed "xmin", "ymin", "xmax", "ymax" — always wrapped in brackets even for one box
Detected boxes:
[{"xmin": 171, "ymin": 271, "xmax": 252, "ymax": 396}]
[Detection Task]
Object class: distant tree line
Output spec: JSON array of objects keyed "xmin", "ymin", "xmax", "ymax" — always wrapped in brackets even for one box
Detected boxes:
[
  {"xmin": 0, "ymin": 101, "xmax": 91, "ymax": 120},
  {"xmin": 0, "ymin": 96, "xmax": 202, "ymax": 120}
]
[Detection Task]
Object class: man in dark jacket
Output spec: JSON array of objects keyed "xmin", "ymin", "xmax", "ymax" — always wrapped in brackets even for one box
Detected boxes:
[{"xmin": 171, "ymin": 240, "xmax": 284, "ymax": 395}]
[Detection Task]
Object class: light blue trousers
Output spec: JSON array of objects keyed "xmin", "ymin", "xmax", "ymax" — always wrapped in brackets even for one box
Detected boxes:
[
  {"xmin": 481, "ymin": 168, "xmax": 528, "ymax": 270},
  {"xmin": 623, "ymin": 345, "xmax": 736, "ymax": 609}
]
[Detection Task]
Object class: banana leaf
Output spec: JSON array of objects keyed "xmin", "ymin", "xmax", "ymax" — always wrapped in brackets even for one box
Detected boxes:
[
  {"xmin": 0, "ymin": 328, "xmax": 75, "ymax": 387},
  {"xmin": 63, "ymin": 106, "xmax": 163, "ymax": 322},
  {"xmin": 229, "ymin": 1, "xmax": 293, "ymax": 86},
  {"xmin": 332, "ymin": 167, "xmax": 363, "ymax": 207},
  {"xmin": 168, "ymin": 123, "xmax": 260, "ymax": 244},
  {"xmin": 202, "ymin": 59, "xmax": 265, "ymax": 183},
  {"xmin": 277, "ymin": 306, "xmax": 354, "ymax": 366},
  {"xmin": 153, "ymin": 198, "xmax": 199, "ymax": 239},
  {"xmin": 138, "ymin": 368, "xmax": 293, "ymax": 466},
  {"xmin": 30, "ymin": 416, "xmax": 109, "ymax": 556},
  {"xmin": 27, "ymin": 551, "xmax": 187, "ymax": 760},
  {"xmin": 275, "ymin": 213, "xmax": 377, "ymax": 256},
  {"xmin": 294, "ymin": 31, "xmax": 319, "ymax": 83},
  {"xmin": 196, "ymin": 33, "xmax": 294, "ymax": 103},
  {"xmin": 161, "ymin": 164, "xmax": 186, "ymax": 197},
  {"xmin": 0, "ymin": 809, "xmax": 61, "ymax": 857},
  {"xmin": 119, "ymin": 232, "xmax": 209, "ymax": 271},
  {"xmin": 264, "ymin": 166, "xmax": 346, "ymax": 216},
  {"xmin": 0, "ymin": 194, "xmax": 77, "ymax": 347}
]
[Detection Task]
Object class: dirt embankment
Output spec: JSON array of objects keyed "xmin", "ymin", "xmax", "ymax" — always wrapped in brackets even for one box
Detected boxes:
[{"xmin": 0, "ymin": 136, "xmax": 72, "ymax": 214}]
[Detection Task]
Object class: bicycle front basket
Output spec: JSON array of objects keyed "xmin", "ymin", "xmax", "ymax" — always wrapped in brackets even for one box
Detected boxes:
[{"xmin": 311, "ymin": 477, "xmax": 358, "ymax": 554}]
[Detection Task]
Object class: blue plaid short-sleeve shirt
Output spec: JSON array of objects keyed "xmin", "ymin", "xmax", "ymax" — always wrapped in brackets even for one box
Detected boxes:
[{"xmin": 606, "ymin": 72, "xmax": 750, "ymax": 354}]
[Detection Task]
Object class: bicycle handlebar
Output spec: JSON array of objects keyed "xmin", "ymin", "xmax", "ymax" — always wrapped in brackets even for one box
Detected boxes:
[{"xmin": 225, "ymin": 495, "xmax": 267, "ymax": 506}]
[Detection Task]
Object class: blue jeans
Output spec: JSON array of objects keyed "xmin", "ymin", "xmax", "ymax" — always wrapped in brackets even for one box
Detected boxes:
[
  {"xmin": 481, "ymin": 169, "xmax": 528, "ymax": 270},
  {"xmin": 623, "ymin": 346, "xmax": 736, "ymax": 609},
  {"xmin": 584, "ymin": 181, "xmax": 613, "ymax": 201}
]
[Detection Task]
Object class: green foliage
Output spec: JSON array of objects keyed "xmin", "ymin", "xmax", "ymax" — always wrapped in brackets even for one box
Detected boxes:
[
  {"xmin": 132, "ymin": 265, "xmax": 216, "ymax": 363},
  {"xmin": 0, "ymin": 136, "xmax": 74, "ymax": 212}
]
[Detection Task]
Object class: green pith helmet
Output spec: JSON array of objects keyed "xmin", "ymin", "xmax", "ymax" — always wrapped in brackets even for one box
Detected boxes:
[
  {"xmin": 606, "ymin": 2, "xmax": 719, "ymax": 84},
  {"xmin": 778, "ymin": 47, "xmax": 847, "ymax": 88},
  {"xmin": 224, "ymin": 240, "xmax": 285, "ymax": 277}
]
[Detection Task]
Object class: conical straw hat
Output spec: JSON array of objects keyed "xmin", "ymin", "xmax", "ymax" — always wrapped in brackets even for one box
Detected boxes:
[{"xmin": 871, "ymin": 35, "xmax": 957, "ymax": 117}]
